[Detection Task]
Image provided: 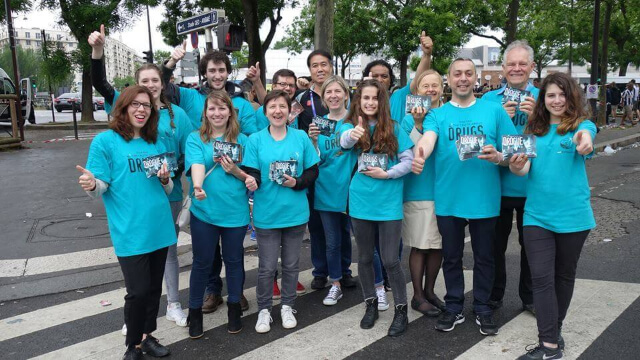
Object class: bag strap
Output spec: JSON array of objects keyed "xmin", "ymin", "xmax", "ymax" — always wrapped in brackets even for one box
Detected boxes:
[{"xmin": 191, "ymin": 163, "xmax": 218, "ymax": 197}]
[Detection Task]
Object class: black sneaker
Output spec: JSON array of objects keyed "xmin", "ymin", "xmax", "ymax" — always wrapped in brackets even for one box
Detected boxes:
[
  {"xmin": 311, "ymin": 276, "xmax": 327, "ymax": 290},
  {"xmin": 435, "ymin": 311, "xmax": 465, "ymax": 332},
  {"xmin": 340, "ymin": 274, "xmax": 357, "ymax": 288},
  {"xmin": 122, "ymin": 346, "xmax": 143, "ymax": 360},
  {"xmin": 360, "ymin": 297, "xmax": 379, "ymax": 329},
  {"xmin": 475, "ymin": 314, "xmax": 499, "ymax": 336},
  {"xmin": 517, "ymin": 343, "xmax": 563, "ymax": 359},
  {"xmin": 387, "ymin": 304, "xmax": 408, "ymax": 337},
  {"xmin": 140, "ymin": 335, "xmax": 170, "ymax": 357}
]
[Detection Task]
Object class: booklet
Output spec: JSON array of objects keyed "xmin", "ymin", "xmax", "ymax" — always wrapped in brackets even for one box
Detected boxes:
[
  {"xmin": 142, "ymin": 152, "xmax": 178, "ymax": 178},
  {"xmin": 212, "ymin": 140, "xmax": 243, "ymax": 163},
  {"xmin": 357, "ymin": 153, "xmax": 389, "ymax": 172},
  {"xmin": 312, "ymin": 116, "xmax": 338, "ymax": 136},
  {"xmin": 456, "ymin": 135, "xmax": 486, "ymax": 161},
  {"xmin": 269, "ymin": 160, "xmax": 298, "ymax": 185},
  {"xmin": 502, "ymin": 87, "xmax": 531, "ymax": 106},
  {"xmin": 405, "ymin": 95, "xmax": 432, "ymax": 114},
  {"xmin": 502, "ymin": 134, "xmax": 537, "ymax": 158},
  {"xmin": 289, "ymin": 100, "xmax": 304, "ymax": 125}
]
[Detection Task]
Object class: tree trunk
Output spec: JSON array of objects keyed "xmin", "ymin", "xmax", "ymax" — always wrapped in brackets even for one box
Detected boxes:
[
  {"xmin": 618, "ymin": 60, "xmax": 629, "ymax": 76},
  {"xmin": 314, "ymin": 0, "xmax": 334, "ymax": 53},
  {"xmin": 589, "ymin": 0, "xmax": 601, "ymax": 120},
  {"xmin": 399, "ymin": 53, "xmax": 409, "ymax": 87},
  {"xmin": 241, "ymin": 0, "xmax": 264, "ymax": 83},
  {"xmin": 599, "ymin": 0, "xmax": 612, "ymax": 126},
  {"xmin": 505, "ymin": 0, "xmax": 520, "ymax": 45},
  {"xmin": 260, "ymin": 8, "xmax": 283, "ymax": 85},
  {"xmin": 81, "ymin": 68, "xmax": 94, "ymax": 122}
]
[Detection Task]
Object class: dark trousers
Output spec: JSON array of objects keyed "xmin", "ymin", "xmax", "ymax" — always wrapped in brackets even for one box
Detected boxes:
[
  {"xmin": 189, "ymin": 214, "xmax": 246, "ymax": 307},
  {"xmin": 118, "ymin": 246, "xmax": 168, "ymax": 347},
  {"xmin": 437, "ymin": 216, "xmax": 497, "ymax": 315},
  {"xmin": 491, "ymin": 196, "xmax": 533, "ymax": 305},
  {"xmin": 523, "ymin": 226, "xmax": 589, "ymax": 344}
]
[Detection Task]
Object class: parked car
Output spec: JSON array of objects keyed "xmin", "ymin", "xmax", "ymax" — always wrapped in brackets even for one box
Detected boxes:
[
  {"xmin": 93, "ymin": 96, "xmax": 105, "ymax": 111},
  {"xmin": 54, "ymin": 93, "xmax": 82, "ymax": 112}
]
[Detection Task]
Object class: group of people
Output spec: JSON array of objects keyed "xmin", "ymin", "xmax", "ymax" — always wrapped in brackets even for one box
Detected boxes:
[
  {"xmin": 77, "ymin": 25, "xmax": 595, "ymax": 360},
  {"xmin": 610, "ymin": 80, "xmax": 640, "ymax": 127}
]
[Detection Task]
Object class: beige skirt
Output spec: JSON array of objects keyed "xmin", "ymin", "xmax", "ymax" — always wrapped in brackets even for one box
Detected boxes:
[{"xmin": 402, "ymin": 201, "xmax": 442, "ymax": 250}]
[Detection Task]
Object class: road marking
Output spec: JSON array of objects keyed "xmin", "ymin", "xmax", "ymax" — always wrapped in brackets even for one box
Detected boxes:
[
  {"xmin": 0, "ymin": 251, "xmax": 255, "ymax": 343},
  {"xmin": 236, "ymin": 271, "xmax": 472, "ymax": 360},
  {"xmin": 456, "ymin": 279, "xmax": 640, "ymax": 359},
  {"xmin": 0, "ymin": 232, "xmax": 192, "ymax": 278}
]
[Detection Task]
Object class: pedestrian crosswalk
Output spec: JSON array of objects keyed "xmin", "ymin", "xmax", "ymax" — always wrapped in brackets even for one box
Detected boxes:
[{"xmin": 1, "ymin": 260, "xmax": 639, "ymax": 359}]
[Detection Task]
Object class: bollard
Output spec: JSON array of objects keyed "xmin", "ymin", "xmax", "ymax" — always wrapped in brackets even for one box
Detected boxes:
[{"xmin": 71, "ymin": 101, "xmax": 78, "ymax": 140}]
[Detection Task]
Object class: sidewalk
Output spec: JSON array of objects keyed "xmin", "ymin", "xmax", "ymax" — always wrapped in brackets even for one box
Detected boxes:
[{"xmin": 595, "ymin": 123, "xmax": 640, "ymax": 152}]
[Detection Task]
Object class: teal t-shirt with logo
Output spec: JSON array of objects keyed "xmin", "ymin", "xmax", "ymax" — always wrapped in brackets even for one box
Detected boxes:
[
  {"xmin": 341, "ymin": 121, "xmax": 414, "ymax": 221},
  {"xmin": 401, "ymin": 114, "xmax": 435, "ymax": 202},
  {"xmin": 86, "ymin": 130, "xmax": 177, "ymax": 257},
  {"xmin": 243, "ymin": 127, "xmax": 320, "ymax": 229},
  {"xmin": 106, "ymin": 90, "xmax": 194, "ymax": 202},
  {"xmin": 524, "ymin": 120, "xmax": 597, "ymax": 233},
  {"xmin": 255, "ymin": 105, "xmax": 298, "ymax": 131},
  {"xmin": 482, "ymin": 84, "xmax": 540, "ymax": 197},
  {"xmin": 424, "ymin": 99, "xmax": 518, "ymax": 219},
  {"xmin": 184, "ymin": 132, "xmax": 250, "ymax": 227},
  {"xmin": 314, "ymin": 117, "xmax": 357, "ymax": 212},
  {"xmin": 389, "ymin": 83, "xmax": 411, "ymax": 123}
]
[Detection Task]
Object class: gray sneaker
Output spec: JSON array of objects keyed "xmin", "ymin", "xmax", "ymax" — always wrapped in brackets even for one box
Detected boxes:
[{"xmin": 323, "ymin": 285, "xmax": 343, "ymax": 306}]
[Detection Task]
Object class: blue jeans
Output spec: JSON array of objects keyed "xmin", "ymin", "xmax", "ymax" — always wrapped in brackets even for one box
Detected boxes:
[
  {"xmin": 437, "ymin": 215, "xmax": 497, "ymax": 316},
  {"xmin": 309, "ymin": 207, "xmax": 328, "ymax": 278},
  {"xmin": 318, "ymin": 211, "xmax": 352, "ymax": 282},
  {"xmin": 189, "ymin": 213, "xmax": 246, "ymax": 307}
]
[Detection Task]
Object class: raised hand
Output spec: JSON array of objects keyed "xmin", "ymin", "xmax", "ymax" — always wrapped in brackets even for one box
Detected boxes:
[
  {"xmin": 167, "ymin": 41, "xmax": 187, "ymax": 69},
  {"xmin": 412, "ymin": 147, "xmax": 425, "ymax": 174},
  {"xmin": 575, "ymin": 131, "xmax": 593, "ymax": 155},
  {"xmin": 76, "ymin": 165, "xmax": 96, "ymax": 191},
  {"xmin": 88, "ymin": 24, "xmax": 106, "ymax": 59},
  {"xmin": 420, "ymin": 31, "xmax": 433, "ymax": 56},
  {"xmin": 411, "ymin": 106, "xmax": 427, "ymax": 124},
  {"xmin": 297, "ymin": 77, "xmax": 310, "ymax": 89},
  {"xmin": 350, "ymin": 116, "xmax": 366, "ymax": 141},
  {"xmin": 246, "ymin": 61, "xmax": 261, "ymax": 83}
]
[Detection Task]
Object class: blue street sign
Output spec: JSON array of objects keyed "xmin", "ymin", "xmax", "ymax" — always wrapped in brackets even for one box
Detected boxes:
[{"xmin": 176, "ymin": 11, "xmax": 219, "ymax": 36}]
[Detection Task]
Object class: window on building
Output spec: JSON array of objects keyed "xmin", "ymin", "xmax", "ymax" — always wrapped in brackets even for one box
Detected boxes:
[
  {"xmin": 26, "ymin": 40, "xmax": 31, "ymax": 45},
  {"xmin": 35, "ymin": 32, "xmax": 41, "ymax": 39},
  {"xmin": 57, "ymin": 34, "xmax": 62, "ymax": 40},
  {"xmin": 36, "ymin": 41, "xmax": 41, "ymax": 47},
  {"xmin": 25, "ymin": 32, "xmax": 30, "ymax": 38}
]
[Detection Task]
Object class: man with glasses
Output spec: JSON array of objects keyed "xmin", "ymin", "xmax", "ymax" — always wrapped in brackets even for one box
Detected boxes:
[{"xmin": 251, "ymin": 69, "xmax": 301, "ymax": 130}]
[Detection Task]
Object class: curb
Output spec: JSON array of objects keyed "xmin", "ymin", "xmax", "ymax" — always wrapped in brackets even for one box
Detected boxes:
[
  {"xmin": 594, "ymin": 133, "xmax": 640, "ymax": 153},
  {"xmin": 26, "ymin": 122, "xmax": 109, "ymax": 131}
]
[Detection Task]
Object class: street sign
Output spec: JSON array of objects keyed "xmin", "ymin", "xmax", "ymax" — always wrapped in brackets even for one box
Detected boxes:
[
  {"xmin": 190, "ymin": 32, "xmax": 198, "ymax": 48},
  {"xmin": 176, "ymin": 10, "xmax": 224, "ymax": 36}
]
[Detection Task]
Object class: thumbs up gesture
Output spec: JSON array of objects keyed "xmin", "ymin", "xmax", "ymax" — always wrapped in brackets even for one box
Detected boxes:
[
  {"xmin": 350, "ymin": 116, "xmax": 366, "ymax": 141},
  {"xmin": 76, "ymin": 165, "xmax": 96, "ymax": 191},
  {"xmin": 420, "ymin": 31, "xmax": 433, "ymax": 56},
  {"xmin": 246, "ymin": 61, "xmax": 261, "ymax": 83},
  {"xmin": 88, "ymin": 24, "xmax": 106, "ymax": 59},
  {"xmin": 412, "ymin": 147, "xmax": 426, "ymax": 174},
  {"xmin": 167, "ymin": 40, "xmax": 187, "ymax": 69},
  {"xmin": 575, "ymin": 130, "xmax": 593, "ymax": 155}
]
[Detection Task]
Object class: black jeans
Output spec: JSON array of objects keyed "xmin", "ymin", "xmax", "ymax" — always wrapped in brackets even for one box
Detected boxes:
[
  {"xmin": 437, "ymin": 216, "xmax": 497, "ymax": 315},
  {"xmin": 523, "ymin": 226, "xmax": 589, "ymax": 344},
  {"xmin": 118, "ymin": 246, "xmax": 168, "ymax": 347},
  {"xmin": 491, "ymin": 196, "xmax": 533, "ymax": 305}
]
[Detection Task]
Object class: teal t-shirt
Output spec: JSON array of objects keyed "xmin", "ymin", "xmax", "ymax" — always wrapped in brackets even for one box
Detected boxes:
[
  {"xmin": 401, "ymin": 113, "xmax": 435, "ymax": 202},
  {"xmin": 524, "ymin": 121, "xmax": 597, "ymax": 233},
  {"xmin": 482, "ymin": 84, "xmax": 540, "ymax": 197},
  {"xmin": 184, "ymin": 132, "xmax": 250, "ymax": 227},
  {"xmin": 424, "ymin": 100, "xmax": 518, "ymax": 218},
  {"xmin": 243, "ymin": 127, "xmax": 320, "ymax": 229},
  {"xmin": 342, "ymin": 121, "xmax": 413, "ymax": 221},
  {"xmin": 255, "ymin": 105, "xmax": 298, "ymax": 131},
  {"xmin": 314, "ymin": 117, "xmax": 357, "ymax": 212},
  {"xmin": 85, "ymin": 130, "xmax": 177, "ymax": 257},
  {"xmin": 105, "ymin": 90, "xmax": 194, "ymax": 202},
  {"xmin": 389, "ymin": 83, "xmax": 411, "ymax": 123},
  {"xmin": 177, "ymin": 86, "xmax": 257, "ymax": 135}
]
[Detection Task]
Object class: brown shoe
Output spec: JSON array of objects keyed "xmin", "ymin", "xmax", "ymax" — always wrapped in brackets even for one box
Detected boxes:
[
  {"xmin": 202, "ymin": 294, "xmax": 224, "ymax": 314},
  {"xmin": 240, "ymin": 293, "xmax": 249, "ymax": 311}
]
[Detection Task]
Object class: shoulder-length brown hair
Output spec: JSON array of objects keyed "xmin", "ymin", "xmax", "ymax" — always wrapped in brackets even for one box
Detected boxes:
[
  {"xmin": 526, "ymin": 72, "xmax": 589, "ymax": 136},
  {"xmin": 346, "ymin": 79, "xmax": 398, "ymax": 158},
  {"xmin": 200, "ymin": 90, "xmax": 240, "ymax": 143},
  {"xmin": 109, "ymin": 85, "xmax": 159, "ymax": 143}
]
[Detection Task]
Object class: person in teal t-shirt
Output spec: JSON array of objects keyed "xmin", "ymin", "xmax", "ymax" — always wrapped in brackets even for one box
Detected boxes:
[
  {"xmin": 481, "ymin": 41, "xmax": 540, "ymax": 313},
  {"xmin": 184, "ymin": 91, "xmax": 253, "ymax": 337},
  {"xmin": 307, "ymin": 76, "xmax": 357, "ymax": 307},
  {"xmin": 77, "ymin": 86, "xmax": 176, "ymax": 358},
  {"xmin": 509, "ymin": 73, "xmax": 595, "ymax": 360},
  {"xmin": 339, "ymin": 79, "xmax": 414, "ymax": 337},
  {"xmin": 400, "ymin": 70, "xmax": 446, "ymax": 318},
  {"xmin": 242, "ymin": 90, "xmax": 319, "ymax": 334},
  {"xmin": 412, "ymin": 58, "xmax": 517, "ymax": 336},
  {"xmin": 88, "ymin": 26, "xmax": 190, "ymax": 331}
]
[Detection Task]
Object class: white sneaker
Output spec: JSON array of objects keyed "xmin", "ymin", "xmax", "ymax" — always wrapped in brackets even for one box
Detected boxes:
[
  {"xmin": 166, "ymin": 302, "xmax": 188, "ymax": 327},
  {"xmin": 121, "ymin": 324, "xmax": 127, "ymax": 336},
  {"xmin": 281, "ymin": 305, "xmax": 297, "ymax": 329},
  {"xmin": 255, "ymin": 309, "xmax": 273, "ymax": 333},
  {"xmin": 323, "ymin": 285, "xmax": 343, "ymax": 306},
  {"xmin": 376, "ymin": 286, "xmax": 389, "ymax": 311}
]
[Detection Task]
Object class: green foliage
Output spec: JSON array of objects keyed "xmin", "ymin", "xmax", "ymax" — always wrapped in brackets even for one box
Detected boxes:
[
  {"xmin": 154, "ymin": 49, "xmax": 171, "ymax": 65},
  {"xmin": 0, "ymin": 43, "xmax": 73, "ymax": 92},
  {"xmin": 231, "ymin": 44, "xmax": 249, "ymax": 68},
  {"xmin": 0, "ymin": 0, "xmax": 33, "ymax": 23},
  {"xmin": 112, "ymin": 75, "xmax": 136, "ymax": 90}
]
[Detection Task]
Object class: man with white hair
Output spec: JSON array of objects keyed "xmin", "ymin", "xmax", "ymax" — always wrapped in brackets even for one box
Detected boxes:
[{"xmin": 482, "ymin": 40, "xmax": 539, "ymax": 316}]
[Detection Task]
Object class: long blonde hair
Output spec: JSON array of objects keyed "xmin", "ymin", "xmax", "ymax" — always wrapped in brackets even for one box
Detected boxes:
[{"xmin": 200, "ymin": 91, "xmax": 240, "ymax": 143}]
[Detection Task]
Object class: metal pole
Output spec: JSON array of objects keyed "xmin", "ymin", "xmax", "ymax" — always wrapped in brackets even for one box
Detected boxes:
[
  {"xmin": 71, "ymin": 101, "xmax": 78, "ymax": 140},
  {"xmin": 203, "ymin": 8, "xmax": 213, "ymax": 52},
  {"xmin": 589, "ymin": 0, "xmax": 601, "ymax": 118},
  {"xmin": 146, "ymin": 4, "xmax": 154, "ymax": 63},
  {"xmin": 41, "ymin": 29, "xmax": 55, "ymax": 123},
  {"xmin": 4, "ymin": 0, "xmax": 24, "ymax": 140}
]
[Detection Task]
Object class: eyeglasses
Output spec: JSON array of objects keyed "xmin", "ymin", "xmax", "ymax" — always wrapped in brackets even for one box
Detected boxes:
[
  {"xmin": 275, "ymin": 82, "xmax": 296, "ymax": 89},
  {"xmin": 130, "ymin": 101, "xmax": 152, "ymax": 110}
]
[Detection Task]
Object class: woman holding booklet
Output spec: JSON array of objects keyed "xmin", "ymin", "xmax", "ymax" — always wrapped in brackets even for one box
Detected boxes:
[
  {"xmin": 339, "ymin": 79, "xmax": 414, "ymax": 337},
  {"xmin": 185, "ymin": 91, "xmax": 253, "ymax": 337},
  {"xmin": 510, "ymin": 72, "xmax": 596, "ymax": 360},
  {"xmin": 242, "ymin": 90, "xmax": 320, "ymax": 334}
]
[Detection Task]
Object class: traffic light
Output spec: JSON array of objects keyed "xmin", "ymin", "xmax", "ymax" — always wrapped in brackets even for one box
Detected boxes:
[
  {"xmin": 216, "ymin": 23, "xmax": 245, "ymax": 53},
  {"xmin": 142, "ymin": 50, "xmax": 153, "ymax": 64}
]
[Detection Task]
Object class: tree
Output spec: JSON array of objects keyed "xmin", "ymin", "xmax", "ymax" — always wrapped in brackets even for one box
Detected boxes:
[
  {"xmin": 314, "ymin": 0, "xmax": 333, "ymax": 53},
  {"xmin": 0, "ymin": 43, "xmax": 73, "ymax": 93},
  {"xmin": 41, "ymin": 39, "xmax": 75, "ymax": 93},
  {"xmin": 0, "ymin": 0, "xmax": 33, "ymax": 23},
  {"xmin": 113, "ymin": 75, "xmax": 136, "ymax": 90},
  {"xmin": 154, "ymin": 49, "xmax": 171, "ymax": 65}
]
